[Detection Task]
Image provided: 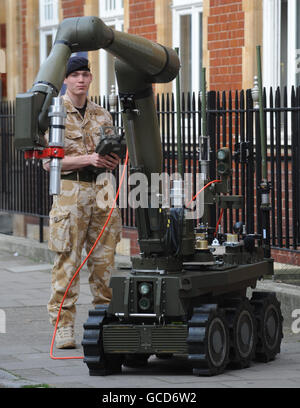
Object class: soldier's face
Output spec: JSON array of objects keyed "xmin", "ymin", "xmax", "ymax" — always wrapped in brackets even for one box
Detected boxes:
[{"xmin": 64, "ymin": 71, "xmax": 93, "ymax": 96}]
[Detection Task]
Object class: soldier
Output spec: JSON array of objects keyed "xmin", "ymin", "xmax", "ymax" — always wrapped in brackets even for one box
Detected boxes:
[{"xmin": 43, "ymin": 56, "xmax": 122, "ymax": 349}]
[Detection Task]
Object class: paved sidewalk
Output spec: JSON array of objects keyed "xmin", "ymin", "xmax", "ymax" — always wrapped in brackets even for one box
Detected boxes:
[{"xmin": 0, "ymin": 247, "xmax": 300, "ymax": 388}]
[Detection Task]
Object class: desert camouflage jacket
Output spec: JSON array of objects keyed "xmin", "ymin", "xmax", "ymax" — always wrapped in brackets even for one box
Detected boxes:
[
  {"xmin": 62, "ymin": 93, "xmax": 113, "ymax": 157},
  {"xmin": 44, "ymin": 93, "xmax": 113, "ymax": 174}
]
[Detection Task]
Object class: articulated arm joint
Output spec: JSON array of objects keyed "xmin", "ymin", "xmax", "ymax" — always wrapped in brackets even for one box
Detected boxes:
[{"xmin": 119, "ymin": 87, "xmax": 153, "ymax": 114}]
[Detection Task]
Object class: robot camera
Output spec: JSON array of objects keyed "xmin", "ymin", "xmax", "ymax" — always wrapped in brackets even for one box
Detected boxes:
[{"xmin": 95, "ymin": 126, "xmax": 127, "ymax": 159}]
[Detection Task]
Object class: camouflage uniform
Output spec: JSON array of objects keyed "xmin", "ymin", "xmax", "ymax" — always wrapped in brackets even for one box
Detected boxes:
[{"xmin": 47, "ymin": 93, "xmax": 122, "ymax": 328}]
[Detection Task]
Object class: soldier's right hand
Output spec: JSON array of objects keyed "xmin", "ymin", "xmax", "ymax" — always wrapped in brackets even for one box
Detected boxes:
[{"xmin": 88, "ymin": 152, "xmax": 105, "ymax": 168}]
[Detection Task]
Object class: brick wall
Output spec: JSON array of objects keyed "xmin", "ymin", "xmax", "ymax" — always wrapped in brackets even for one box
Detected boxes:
[
  {"xmin": 61, "ymin": 0, "xmax": 85, "ymax": 19},
  {"xmin": 0, "ymin": 24, "xmax": 6, "ymax": 50},
  {"xmin": 0, "ymin": 23, "xmax": 7, "ymax": 98},
  {"xmin": 18, "ymin": 0, "xmax": 85, "ymax": 91},
  {"xmin": 122, "ymin": 228, "xmax": 140, "ymax": 255},
  {"xmin": 208, "ymin": 0, "xmax": 244, "ymax": 91},
  {"xmin": 128, "ymin": 0, "xmax": 157, "ymax": 41}
]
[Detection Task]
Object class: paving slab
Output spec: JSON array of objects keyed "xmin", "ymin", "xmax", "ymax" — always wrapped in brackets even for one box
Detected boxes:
[{"xmin": 4, "ymin": 264, "xmax": 53, "ymax": 273}]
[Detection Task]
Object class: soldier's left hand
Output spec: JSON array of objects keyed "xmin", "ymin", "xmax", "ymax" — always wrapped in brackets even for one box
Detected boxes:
[{"xmin": 102, "ymin": 152, "xmax": 121, "ymax": 170}]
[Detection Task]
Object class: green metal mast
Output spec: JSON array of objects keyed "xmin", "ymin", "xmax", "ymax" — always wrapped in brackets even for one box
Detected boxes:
[
  {"xmin": 256, "ymin": 45, "xmax": 271, "ymax": 258},
  {"xmin": 201, "ymin": 67, "xmax": 207, "ymax": 139},
  {"xmin": 175, "ymin": 47, "xmax": 183, "ymax": 178},
  {"xmin": 256, "ymin": 46, "xmax": 267, "ymax": 182}
]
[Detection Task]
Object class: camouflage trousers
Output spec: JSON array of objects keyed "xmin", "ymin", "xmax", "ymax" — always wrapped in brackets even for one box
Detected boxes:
[{"xmin": 47, "ymin": 179, "xmax": 122, "ymax": 328}]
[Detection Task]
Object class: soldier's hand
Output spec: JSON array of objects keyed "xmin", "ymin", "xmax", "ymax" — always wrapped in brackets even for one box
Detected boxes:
[
  {"xmin": 106, "ymin": 152, "xmax": 121, "ymax": 170},
  {"xmin": 88, "ymin": 152, "xmax": 120, "ymax": 170}
]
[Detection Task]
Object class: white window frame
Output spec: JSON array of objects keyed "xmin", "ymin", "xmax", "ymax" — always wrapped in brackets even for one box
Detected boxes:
[
  {"xmin": 172, "ymin": 0, "xmax": 203, "ymax": 95},
  {"xmin": 39, "ymin": 28, "xmax": 58, "ymax": 63},
  {"xmin": 263, "ymin": 0, "xmax": 298, "ymax": 145},
  {"xmin": 39, "ymin": 0, "xmax": 59, "ymax": 27},
  {"xmin": 99, "ymin": 0, "xmax": 124, "ymax": 96},
  {"xmin": 263, "ymin": 0, "xmax": 297, "ymax": 92},
  {"xmin": 100, "ymin": 0, "xmax": 124, "ymax": 18},
  {"xmin": 39, "ymin": 0, "xmax": 59, "ymax": 64}
]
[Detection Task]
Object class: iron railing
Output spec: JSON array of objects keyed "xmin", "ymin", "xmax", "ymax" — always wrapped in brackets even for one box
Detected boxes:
[{"xmin": 0, "ymin": 88, "xmax": 300, "ymax": 250}]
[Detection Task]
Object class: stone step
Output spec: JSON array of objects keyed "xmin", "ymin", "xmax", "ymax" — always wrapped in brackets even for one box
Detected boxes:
[{"xmin": 273, "ymin": 263, "xmax": 300, "ymax": 284}]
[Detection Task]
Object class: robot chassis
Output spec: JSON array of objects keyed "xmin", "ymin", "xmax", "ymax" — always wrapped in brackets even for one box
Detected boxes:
[{"xmin": 15, "ymin": 16, "xmax": 283, "ymax": 377}]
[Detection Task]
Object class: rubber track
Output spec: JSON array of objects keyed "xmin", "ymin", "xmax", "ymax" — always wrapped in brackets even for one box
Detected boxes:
[
  {"xmin": 250, "ymin": 291, "xmax": 283, "ymax": 362},
  {"xmin": 187, "ymin": 304, "xmax": 229, "ymax": 376},
  {"xmin": 82, "ymin": 305, "xmax": 122, "ymax": 376},
  {"xmin": 222, "ymin": 297, "xmax": 257, "ymax": 368}
]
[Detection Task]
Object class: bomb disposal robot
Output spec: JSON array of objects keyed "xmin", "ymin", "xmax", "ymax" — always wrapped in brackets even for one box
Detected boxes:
[{"xmin": 15, "ymin": 16, "xmax": 283, "ymax": 376}]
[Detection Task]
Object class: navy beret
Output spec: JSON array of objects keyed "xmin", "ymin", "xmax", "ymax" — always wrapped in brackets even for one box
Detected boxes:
[{"xmin": 66, "ymin": 56, "xmax": 90, "ymax": 77}]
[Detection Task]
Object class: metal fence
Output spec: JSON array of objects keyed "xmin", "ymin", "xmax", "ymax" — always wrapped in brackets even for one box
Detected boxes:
[
  {"xmin": 0, "ymin": 101, "xmax": 52, "ymax": 219},
  {"xmin": 0, "ymin": 88, "xmax": 300, "ymax": 250},
  {"xmin": 204, "ymin": 87, "xmax": 300, "ymax": 250}
]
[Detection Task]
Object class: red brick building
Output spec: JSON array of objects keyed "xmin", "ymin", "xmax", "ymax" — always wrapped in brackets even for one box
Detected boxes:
[
  {"xmin": 1, "ymin": 1, "xmax": 297, "ymax": 98},
  {"xmin": 1, "ymin": 0, "xmax": 300, "ymax": 265},
  {"xmin": 0, "ymin": 0, "xmax": 265, "ymax": 99}
]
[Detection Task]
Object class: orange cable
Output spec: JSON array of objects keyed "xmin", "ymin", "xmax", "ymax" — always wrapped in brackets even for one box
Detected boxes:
[
  {"xmin": 187, "ymin": 179, "xmax": 223, "ymax": 238},
  {"xmin": 186, "ymin": 179, "xmax": 221, "ymax": 208},
  {"xmin": 50, "ymin": 150, "xmax": 129, "ymax": 360},
  {"xmin": 214, "ymin": 208, "xmax": 224, "ymax": 237},
  {"xmin": 50, "ymin": 169, "xmax": 221, "ymax": 360}
]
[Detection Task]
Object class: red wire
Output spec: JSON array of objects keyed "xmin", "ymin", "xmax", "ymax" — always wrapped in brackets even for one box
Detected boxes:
[
  {"xmin": 50, "ymin": 150, "xmax": 129, "ymax": 360},
  {"xmin": 186, "ymin": 179, "xmax": 221, "ymax": 208},
  {"xmin": 187, "ymin": 179, "xmax": 224, "ymax": 238},
  {"xmin": 214, "ymin": 208, "xmax": 224, "ymax": 237},
  {"xmin": 50, "ymin": 170, "xmax": 221, "ymax": 360}
]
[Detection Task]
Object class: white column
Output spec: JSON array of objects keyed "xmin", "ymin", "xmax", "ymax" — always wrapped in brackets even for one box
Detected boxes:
[
  {"xmin": 263, "ymin": 0, "xmax": 281, "ymax": 90},
  {"xmin": 287, "ymin": 0, "xmax": 296, "ymax": 90}
]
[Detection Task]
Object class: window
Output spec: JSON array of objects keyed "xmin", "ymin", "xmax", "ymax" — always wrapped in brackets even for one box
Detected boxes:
[
  {"xmin": 263, "ymin": 0, "xmax": 300, "ymax": 143},
  {"xmin": 99, "ymin": 0, "xmax": 124, "ymax": 96},
  {"xmin": 40, "ymin": 0, "xmax": 58, "ymax": 27},
  {"xmin": 100, "ymin": 0, "xmax": 124, "ymax": 18},
  {"xmin": 263, "ymin": 0, "xmax": 298, "ymax": 91},
  {"xmin": 172, "ymin": 1, "xmax": 203, "ymax": 94},
  {"xmin": 39, "ymin": 0, "xmax": 59, "ymax": 64}
]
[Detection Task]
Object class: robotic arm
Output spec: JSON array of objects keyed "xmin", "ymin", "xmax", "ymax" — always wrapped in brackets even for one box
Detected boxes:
[{"xmin": 15, "ymin": 16, "xmax": 179, "ymax": 151}]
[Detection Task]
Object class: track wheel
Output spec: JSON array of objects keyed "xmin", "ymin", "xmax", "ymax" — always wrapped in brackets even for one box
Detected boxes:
[
  {"xmin": 223, "ymin": 298, "xmax": 257, "ymax": 368},
  {"xmin": 187, "ymin": 304, "xmax": 229, "ymax": 376},
  {"xmin": 250, "ymin": 292, "xmax": 283, "ymax": 363},
  {"xmin": 82, "ymin": 306, "xmax": 124, "ymax": 376}
]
